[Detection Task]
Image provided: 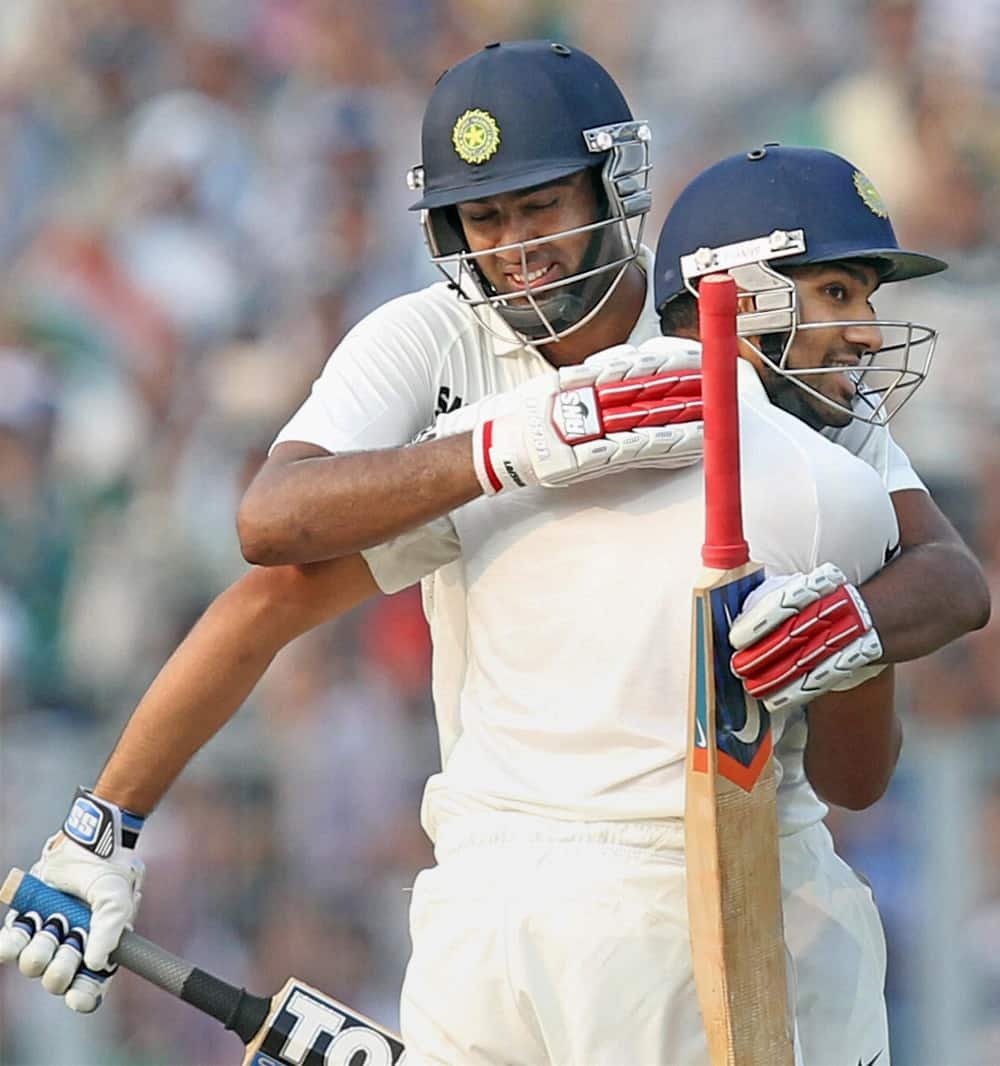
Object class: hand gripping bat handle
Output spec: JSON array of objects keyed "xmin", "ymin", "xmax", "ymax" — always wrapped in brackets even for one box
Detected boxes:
[{"xmin": 1, "ymin": 868, "xmax": 270, "ymax": 1043}]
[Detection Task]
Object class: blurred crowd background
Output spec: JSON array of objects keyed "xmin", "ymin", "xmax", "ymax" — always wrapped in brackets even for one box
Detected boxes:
[{"xmin": 0, "ymin": 1, "xmax": 997, "ymax": 1063}]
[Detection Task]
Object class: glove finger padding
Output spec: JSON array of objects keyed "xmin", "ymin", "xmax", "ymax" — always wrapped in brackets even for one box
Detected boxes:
[
  {"xmin": 561, "ymin": 343, "xmax": 635, "ymax": 385},
  {"xmin": 65, "ymin": 964, "xmax": 117, "ymax": 1013},
  {"xmin": 594, "ymin": 367, "xmax": 701, "ymax": 435},
  {"xmin": 729, "ymin": 565, "xmax": 847, "ymax": 650},
  {"xmin": 729, "ymin": 564, "xmax": 885, "ymax": 712},
  {"xmin": 41, "ymin": 930, "xmax": 87, "ymax": 995},
  {"xmin": 0, "ymin": 908, "xmax": 102, "ymax": 1009},
  {"xmin": 17, "ymin": 913, "xmax": 67, "ymax": 978},
  {"xmin": 0, "ymin": 909, "xmax": 36, "ymax": 964},
  {"xmin": 635, "ymin": 335, "xmax": 702, "ymax": 370}
]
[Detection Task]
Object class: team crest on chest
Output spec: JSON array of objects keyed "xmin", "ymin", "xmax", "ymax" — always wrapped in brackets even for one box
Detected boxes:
[
  {"xmin": 852, "ymin": 170, "xmax": 888, "ymax": 218},
  {"xmin": 453, "ymin": 109, "xmax": 501, "ymax": 164}
]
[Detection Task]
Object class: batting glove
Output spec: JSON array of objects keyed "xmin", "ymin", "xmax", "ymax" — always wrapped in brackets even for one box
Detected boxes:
[
  {"xmin": 727, "ymin": 564, "xmax": 886, "ymax": 713},
  {"xmin": 0, "ymin": 788, "xmax": 145, "ymax": 1013},
  {"xmin": 445, "ymin": 337, "xmax": 703, "ymax": 495}
]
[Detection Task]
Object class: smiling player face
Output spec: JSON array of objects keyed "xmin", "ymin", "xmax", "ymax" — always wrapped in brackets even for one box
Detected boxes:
[
  {"xmin": 748, "ymin": 262, "xmax": 884, "ymax": 430},
  {"xmin": 454, "ymin": 171, "xmax": 600, "ymax": 301}
]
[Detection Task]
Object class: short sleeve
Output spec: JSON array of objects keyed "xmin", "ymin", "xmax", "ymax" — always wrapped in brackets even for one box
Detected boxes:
[
  {"xmin": 883, "ymin": 431, "xmax": 927, "ymax": 493},
  {"xmin": 272, "ymin": 295, "xmax": 444, "ymax": 454},
  {"xmin": 824, "ymin": 419, "xmax": 927, "ymax": 494},
  {"xmin": 362, "ymin": 516, "xmax": 461, "ymax": 594}
]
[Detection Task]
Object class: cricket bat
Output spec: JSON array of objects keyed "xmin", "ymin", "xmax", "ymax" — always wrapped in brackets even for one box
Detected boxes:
[
  {"xmin": 685, "ymin": 273, "xmax": 795, "ymax": 1065},
  {"xmin": 1, "ymin": 867, "xmax": 407, "ymax": 1065}
]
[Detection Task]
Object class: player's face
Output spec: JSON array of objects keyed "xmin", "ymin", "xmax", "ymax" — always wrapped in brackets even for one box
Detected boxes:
[
  {"xmin": 455, "ymin": 172, "xmax": 599, "ymax": 301},
  {"xmin": 756, "ymin": 262, "xmax": 883, "ymax": 430}
]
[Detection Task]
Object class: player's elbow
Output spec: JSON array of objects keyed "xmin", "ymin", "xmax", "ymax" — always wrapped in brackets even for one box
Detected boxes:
[
  {"xmin": 933, "ymin": 544, "xmax": 991, "ymax": 636},
  {"xmin": 804, "ymin": 694, "xmax": 901, "ymax": 811},
  {"xmin": 964, "ymin": 568, "xmax": 992, "ymax": 633},
  {"xmin": 808, "ymin": 755, "xmax": 895, "ymax": 810},
  {"xmin": 821, "ymin": 774, "xmax": 892, "ymax": 812},
  {"xmin": 237, "ymin": 477, "xmax": 325, "ymax": 565},
  {"xmin": 237, "ymin": 501, "xmax": 289, "ymax": 566},
  {"xmin": 236, "ymin": 473, "xmax": 318, "ymax": 566},
  {"xmin": 238, "ymin": 442, "xmax": 342, "ymax": 566}
]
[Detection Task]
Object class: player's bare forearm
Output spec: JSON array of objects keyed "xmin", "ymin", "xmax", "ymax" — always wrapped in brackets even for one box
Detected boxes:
[
  {"xmin": 803, "ymin": 666, "xmax": 900, "ymax": 810},
  {"xmin": 238, "ymin": 436, "xmax": 480, "ymax": 566},
  {"xmin": 861, "ymin": 489, "xmax": 990, "ymax": 662},
  {"xmin": 95, "ymin": 556, "xmax": 379, "ymax": 813}
]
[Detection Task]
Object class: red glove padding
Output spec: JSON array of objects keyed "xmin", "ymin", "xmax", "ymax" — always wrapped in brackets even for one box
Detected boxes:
[
  {"xmin": 553, "ymin": 362, "xmax": 702, "ymax": 442},
  {"xmin": 728, "ymin": 564, "xmax": 884, "ymax": 712}
]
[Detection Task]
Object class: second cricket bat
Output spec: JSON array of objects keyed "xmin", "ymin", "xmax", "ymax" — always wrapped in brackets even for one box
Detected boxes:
[
  {"xmin": 685, "ymin": 273, "xmax": 795, "ymax": 1064},
  {"xmin": 1, "ymin": 868, "xmax": 406, "ymax": 1065}
]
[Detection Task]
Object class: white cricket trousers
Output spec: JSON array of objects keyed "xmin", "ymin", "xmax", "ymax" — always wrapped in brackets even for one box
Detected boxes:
[
  {"xmin": 780, "ymin": 820, "xmax": 890, "ymax": 1066},
  {"xmin": 399, "ymin": 814, "xmax": 888, "ymax": 1066}
]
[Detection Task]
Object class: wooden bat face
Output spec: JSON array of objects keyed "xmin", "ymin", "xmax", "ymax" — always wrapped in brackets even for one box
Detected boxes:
[{"xmin": 243, "ymin": 978, "xmax": 407, "ymax": 1065}]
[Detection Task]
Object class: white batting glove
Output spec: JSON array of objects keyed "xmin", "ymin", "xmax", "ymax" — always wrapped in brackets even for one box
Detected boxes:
[
  {"xmin": 727, "ymin": 564, "xmax": 886, "ymax": 713},
  {"xmin": 441, "ymin": 338, "xmax": 703, "ymax": 495},
  {"xmin": 0, "ymin": 788, "xmax": 145, "ymax": 1013}
]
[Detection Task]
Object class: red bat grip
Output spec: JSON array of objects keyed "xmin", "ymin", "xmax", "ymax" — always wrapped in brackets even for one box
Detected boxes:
[{"xmin": 698, "ymin": 275, "xmax": 750, "ymax": 570}]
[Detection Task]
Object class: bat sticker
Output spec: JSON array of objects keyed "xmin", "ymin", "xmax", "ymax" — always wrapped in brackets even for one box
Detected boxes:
[
  {"xmin": 255, "ymin": 984, "xmax": 404, "ymax": 1065},
  {"xmin": 691, "ymin": 575, "xmax": 774, "ymax": 792}
]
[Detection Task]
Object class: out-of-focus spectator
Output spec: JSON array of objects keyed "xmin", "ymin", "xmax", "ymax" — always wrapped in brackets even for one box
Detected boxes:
[
  {"xmin": 966, "ymin": 776, "xmax": 1000, "ymax": 1063},
  {"xmin": 0, "ymin": 344, "xmax": 63, "ymax": 708}
]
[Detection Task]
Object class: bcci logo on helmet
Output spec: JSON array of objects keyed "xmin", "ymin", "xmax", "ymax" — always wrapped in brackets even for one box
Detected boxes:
[
  {"xmin": 452, "ymin": 109, "xmax": 501, "ymax": 165},
  {"xmin": 852, "ymin": 170, "xmax": 888, "ymax": 218}
]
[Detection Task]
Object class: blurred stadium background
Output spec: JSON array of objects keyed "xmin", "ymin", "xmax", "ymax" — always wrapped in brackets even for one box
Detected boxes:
[{"xmin": 0, "ymin": 1, "xmax": 997, "ymax": 1063}]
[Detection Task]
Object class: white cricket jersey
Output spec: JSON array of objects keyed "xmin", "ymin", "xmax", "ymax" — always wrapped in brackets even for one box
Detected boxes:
[{"xmin": 273, "ymin": 252, "xmax": 915, "ymax": 839}]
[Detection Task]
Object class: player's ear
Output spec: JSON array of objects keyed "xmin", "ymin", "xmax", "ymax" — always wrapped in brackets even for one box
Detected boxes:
[
  {"xmin": 737, "ymin": 337, "xmax": 764, "ymax": 368},
  {"xmin": 732, "ymin": 291, "xmax": 764, "ymax": 366}
]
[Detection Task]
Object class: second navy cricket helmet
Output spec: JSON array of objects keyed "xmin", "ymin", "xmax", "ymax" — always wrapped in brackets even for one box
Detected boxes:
[
  {"xmin": 407, "ymin": 40, "xmax": 652, "ymax": 344},
  {"xmin": 655, "ymin": 145, "xmax": 947, "ymax": 424}
]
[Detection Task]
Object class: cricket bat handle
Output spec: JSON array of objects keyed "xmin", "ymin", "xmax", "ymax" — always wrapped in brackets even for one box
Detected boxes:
[{"xmin": 1, "ymin": 868, "xmax": 270, "ymax": 1043}]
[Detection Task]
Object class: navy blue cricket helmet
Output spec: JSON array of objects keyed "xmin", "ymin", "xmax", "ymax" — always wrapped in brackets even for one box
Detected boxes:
[
  {"xmin": 407, "ymin": 41, "xmax": 652, "ymax": 344},
  {"xmin": 655, "ymin": 145, "xmax": 947, "ymax": 424}
]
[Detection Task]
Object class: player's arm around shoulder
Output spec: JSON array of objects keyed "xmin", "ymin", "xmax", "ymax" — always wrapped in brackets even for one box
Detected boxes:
[
  {"xmin": 859, "ymin": 488, "xmax": 990, "ymax": 662},
  {"xmin": 239, "ymin": 338, "xmax": 705, "ymax": 565},
  {"xmin": 803, "ymin": 666, "xmax": 900, "ymax": 810},
  {"xmin": 825, "ymin": 419, "xmax": 990, "ymax": 658}
]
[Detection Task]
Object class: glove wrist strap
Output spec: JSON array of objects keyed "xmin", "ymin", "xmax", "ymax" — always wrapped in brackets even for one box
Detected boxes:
[
  {"xmin": 472, "ymin": 418, "xmax": 535, "ymax": 495},
  {"xmin": 64, "ymin": 787, "xmax": 146, "ymax": 856}
]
